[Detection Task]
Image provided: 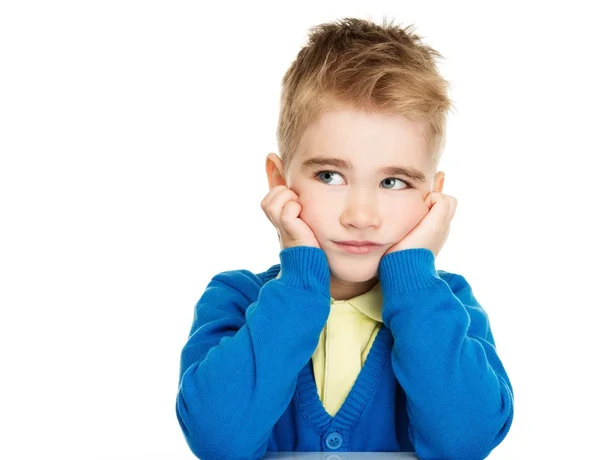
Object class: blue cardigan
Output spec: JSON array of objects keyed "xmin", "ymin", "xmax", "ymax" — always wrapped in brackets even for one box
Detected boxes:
[{"xmin": 176, "ymin": 246, "xmax": 514, "ymax": 459}]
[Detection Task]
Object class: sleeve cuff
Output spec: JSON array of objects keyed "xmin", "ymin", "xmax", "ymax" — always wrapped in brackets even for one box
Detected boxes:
[
  {"xmin": 277, "ymin": 246, "xmax": 331, "ymax": 297},
  {"xmin": 378, "ymin": 248, "xmax": 441, "ymax": 293}
]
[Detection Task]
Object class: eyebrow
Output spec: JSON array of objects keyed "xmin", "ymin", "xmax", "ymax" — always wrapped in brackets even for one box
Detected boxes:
[{"xmin": 301, "ymin": 156, "xmax": 427, "ymax": 183}]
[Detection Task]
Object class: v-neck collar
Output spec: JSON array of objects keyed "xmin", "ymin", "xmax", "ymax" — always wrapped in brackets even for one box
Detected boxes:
[{"xmin": 294, "ymin": 325, "xmax": 394, "ymax": 434}]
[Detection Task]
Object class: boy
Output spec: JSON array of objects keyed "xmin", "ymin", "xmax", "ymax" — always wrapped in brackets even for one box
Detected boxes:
[{"xmin": 176, "ymin": 17, "xmax": 514, "ymax": 459}]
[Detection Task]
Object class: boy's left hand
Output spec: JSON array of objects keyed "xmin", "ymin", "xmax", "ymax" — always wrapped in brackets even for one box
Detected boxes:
[{"xmin": 383, "ymin": 192, "xmax": 457, "ymax": 258}]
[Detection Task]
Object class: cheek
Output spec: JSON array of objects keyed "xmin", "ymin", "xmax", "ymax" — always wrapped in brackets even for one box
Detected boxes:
[
  {"xmin": 297, "ymin": 192, "xmax": 328, "ymax": 233},
  {"xmin": 387, "ymin": 199, "xmax": 429, "ymax": 236},
  {"xmin": 298, "ymin": 200, "xmax": 325, "ymax": 230}
]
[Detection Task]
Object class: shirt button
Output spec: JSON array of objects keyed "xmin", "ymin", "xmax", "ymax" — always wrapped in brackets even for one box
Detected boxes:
[{"xmin": 325, "ymin": 432, "xmax": 343, "ymax": 450}]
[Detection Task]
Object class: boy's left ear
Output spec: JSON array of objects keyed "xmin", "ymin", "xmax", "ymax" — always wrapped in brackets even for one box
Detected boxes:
[{"xmin": 433, "ymin": 171, "xmax": 445, "ymax": 193}]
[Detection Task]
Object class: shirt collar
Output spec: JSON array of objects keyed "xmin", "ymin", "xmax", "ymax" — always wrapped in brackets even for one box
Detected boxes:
[{"xmin": 332, "ymin": 282, "xmax": 383, "ymax": 323}]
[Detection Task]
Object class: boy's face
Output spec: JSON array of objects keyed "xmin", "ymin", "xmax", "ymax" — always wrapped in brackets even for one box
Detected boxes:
[{"xmin": 267, "ymin": 106, "xmax": 444, "ymax": 300}]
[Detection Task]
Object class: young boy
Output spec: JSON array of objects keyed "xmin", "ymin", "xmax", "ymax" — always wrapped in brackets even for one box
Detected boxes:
[{"xmin": 176, "ymin": 17, "xmax": 514, "ymax": 459}]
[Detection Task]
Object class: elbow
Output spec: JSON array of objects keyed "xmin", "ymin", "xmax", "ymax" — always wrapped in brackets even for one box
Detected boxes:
[
  {"xmin": 434, "ymin": 433, "xmax": 500, "ymax": 460},
  {"xmin": 176, "ymin": 388, "xmax": 268, "ymax": 460},
  {"xmin": 438, "ymin": 421, "xmax": 513, "ymax": 460},
  {"xmin": 445, "ymin": 374, "xmax": 515, "ymax": 459},
  {"xmin": 416, "ymin": 430, "xmax": 504, "ymax": 460},
  {"xmin": 414, "ymin": 393, "xmax": 514, "ymax": 460},
  {"xmin": 448, "ymin": 400, "xmax": 514, "ymax": 459},
  {"xmin": 176, "ymin": 391, "xmax": 206, "ymax": 459}
]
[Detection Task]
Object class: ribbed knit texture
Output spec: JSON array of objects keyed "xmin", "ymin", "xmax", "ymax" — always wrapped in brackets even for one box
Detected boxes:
[{"xmin": 176, "ymin": 247, "xmax": 514, "ymax": 459}]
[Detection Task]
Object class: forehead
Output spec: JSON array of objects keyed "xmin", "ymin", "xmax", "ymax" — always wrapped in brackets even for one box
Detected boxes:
[{"xmin": 295, "ymin": 107, "xmax": 430, "ymax": 171}]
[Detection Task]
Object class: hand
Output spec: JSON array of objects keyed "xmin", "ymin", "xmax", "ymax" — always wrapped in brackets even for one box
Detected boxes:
[
  {"xmin": 261, "ymin": 185, "xmax": 321, "ymax": 250},
  {"xmin": 383, "ymin": 192, "xmax": 457, "ymax": 258}
]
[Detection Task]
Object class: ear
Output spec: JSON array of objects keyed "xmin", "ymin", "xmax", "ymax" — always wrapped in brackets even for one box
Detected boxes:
[
  {"xmin": 265, "ymin": 153, "xmax": 286, "ymax": 189},
  {"xmin": 433, "ymin": 171, "xmax": 445, "ymax": 193}
]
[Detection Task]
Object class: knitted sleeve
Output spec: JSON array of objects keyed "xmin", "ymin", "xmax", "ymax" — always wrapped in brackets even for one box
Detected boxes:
[
  {"xmin": 176, "ymin": 246, "xmax": 331, "ymax": 459},
  {"xmin": 378, "ymin": 248, "xmax": 514, "ymax": 460}
]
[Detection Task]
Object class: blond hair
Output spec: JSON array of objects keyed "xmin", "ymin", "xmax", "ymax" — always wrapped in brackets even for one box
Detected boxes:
[{"xmin": 276, "ymin": 17, "xmax": 453, "ymax": 173}]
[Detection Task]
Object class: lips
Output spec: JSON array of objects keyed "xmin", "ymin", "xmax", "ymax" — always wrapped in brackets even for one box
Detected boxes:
[
  {"xmin": 334, "ymin": 241, "xmax": 382, "ymax": 247},
  {"xmin": 333, "ymin": 241, "xmax": 383, "ymax": 255}
]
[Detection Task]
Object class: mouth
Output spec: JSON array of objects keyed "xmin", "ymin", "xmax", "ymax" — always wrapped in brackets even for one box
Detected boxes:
[{"xmin": 333, "ymin": 241, "xmax": 383, "ymax": 255}]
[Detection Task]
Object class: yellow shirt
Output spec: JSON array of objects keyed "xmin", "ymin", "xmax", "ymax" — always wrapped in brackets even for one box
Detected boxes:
[{"xmin": 276, "ymin": 271, "xmax": 383, "ymax": 416}]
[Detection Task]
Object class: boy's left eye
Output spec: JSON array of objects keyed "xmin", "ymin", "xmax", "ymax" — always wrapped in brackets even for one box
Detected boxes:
[{"xmin": 381, "ymin": 177, "xmax": 409, "ymax": 190}]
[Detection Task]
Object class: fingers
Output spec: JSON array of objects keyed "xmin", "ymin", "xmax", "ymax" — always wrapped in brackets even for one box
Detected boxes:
[
  {"xmin": 261, "ymin": 185, "xmax": 304, "ymax": 239},
  {"xmin": 280, "ymin": 200, "xmax": 302, "ymax": 234},
  {"xmin": 425, "ymin": 192, "xmax": 457, "ymax": 220},
  {"xmin": 260, "ymin": 185, "xmax": 319, "ymax": 250},
  {"xmin": 261, "ymin": 185, "xmax": 298, "ymax": 227},
  {"xmin": 448, "ymin": 195, "xmax": 457, "ymax": 217}
]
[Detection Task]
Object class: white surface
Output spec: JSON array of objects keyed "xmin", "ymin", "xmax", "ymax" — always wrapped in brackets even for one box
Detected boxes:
[
  {"xmin": 1, "ymin": 1, "xmax": 599, "ymax": 458},
  {"xmin": 265, "ymin": 454, "xmax": 417, "ymax": 459}
]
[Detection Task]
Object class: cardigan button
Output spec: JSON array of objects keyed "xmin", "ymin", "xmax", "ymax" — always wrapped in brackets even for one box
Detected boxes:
[{"xmin": 324, "ymin": 432, "xmax": 343, "ymax": 450}]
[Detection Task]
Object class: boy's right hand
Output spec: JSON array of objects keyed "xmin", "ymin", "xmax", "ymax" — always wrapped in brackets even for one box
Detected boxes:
[{"xmin": 261, "ymin": 185, "xmax": 321, "ymax": 250}]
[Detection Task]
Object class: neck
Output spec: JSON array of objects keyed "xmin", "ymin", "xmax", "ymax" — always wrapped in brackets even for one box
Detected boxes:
[{"xmin": 329, "ymin": 275, "xmax": 379, "ymax": 301}]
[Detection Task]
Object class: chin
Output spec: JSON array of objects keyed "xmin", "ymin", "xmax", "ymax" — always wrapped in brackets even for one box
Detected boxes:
[{"xmin": 328, "ymin": 258, "xmax": 379, "ymax": 283}]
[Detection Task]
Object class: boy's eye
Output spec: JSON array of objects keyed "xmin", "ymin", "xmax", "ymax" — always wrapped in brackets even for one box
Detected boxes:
[
  {"xmin": 316, "ymin": 170, "xmax": 344, "ymax": 185},
  {"xmin": 314, "ymin": 170, "xmax": 410, "ymax": 189},
  {"xmin": 381, "ymin": 177, "xmax": 409, "ymax": 190}
]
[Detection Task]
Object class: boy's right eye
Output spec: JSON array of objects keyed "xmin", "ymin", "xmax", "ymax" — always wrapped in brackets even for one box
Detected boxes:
[{"xmin": 314, "ymin": 170, "xmax": 345, "ymax": 185}]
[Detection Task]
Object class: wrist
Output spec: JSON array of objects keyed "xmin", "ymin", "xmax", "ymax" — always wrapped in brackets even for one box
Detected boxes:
[
  {"xmin": 277, "ymin": 246, "xmax": 330, "ymax": 297},
  {"xmin": 378, "ymin": 248, "xmax": 441, "ymax": 294}
]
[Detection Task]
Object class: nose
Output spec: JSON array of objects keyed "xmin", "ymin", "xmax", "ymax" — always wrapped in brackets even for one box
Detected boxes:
[{"xmin": 339, "ymin": 191, "xmax": 381, "ymax": 230}]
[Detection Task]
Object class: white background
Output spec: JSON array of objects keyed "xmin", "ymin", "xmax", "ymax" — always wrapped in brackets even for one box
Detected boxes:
[{"xmin": 1, "ymin": 1, "xmax": 599, "ymax": 458}]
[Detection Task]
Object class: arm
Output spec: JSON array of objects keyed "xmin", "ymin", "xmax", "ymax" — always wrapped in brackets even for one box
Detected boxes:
[
  {"xmin": 378, "ymin": 249, "xmax": 514, "ymax": 460},
  {"xmin": 176, "ymin": 246, "xmax": 331, "ymax": 459}
]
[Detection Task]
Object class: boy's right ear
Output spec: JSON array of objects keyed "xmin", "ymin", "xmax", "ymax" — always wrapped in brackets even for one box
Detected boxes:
[{"xmin": 265, "ymin": 153, "xmax": 286, "ymax": 189}]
